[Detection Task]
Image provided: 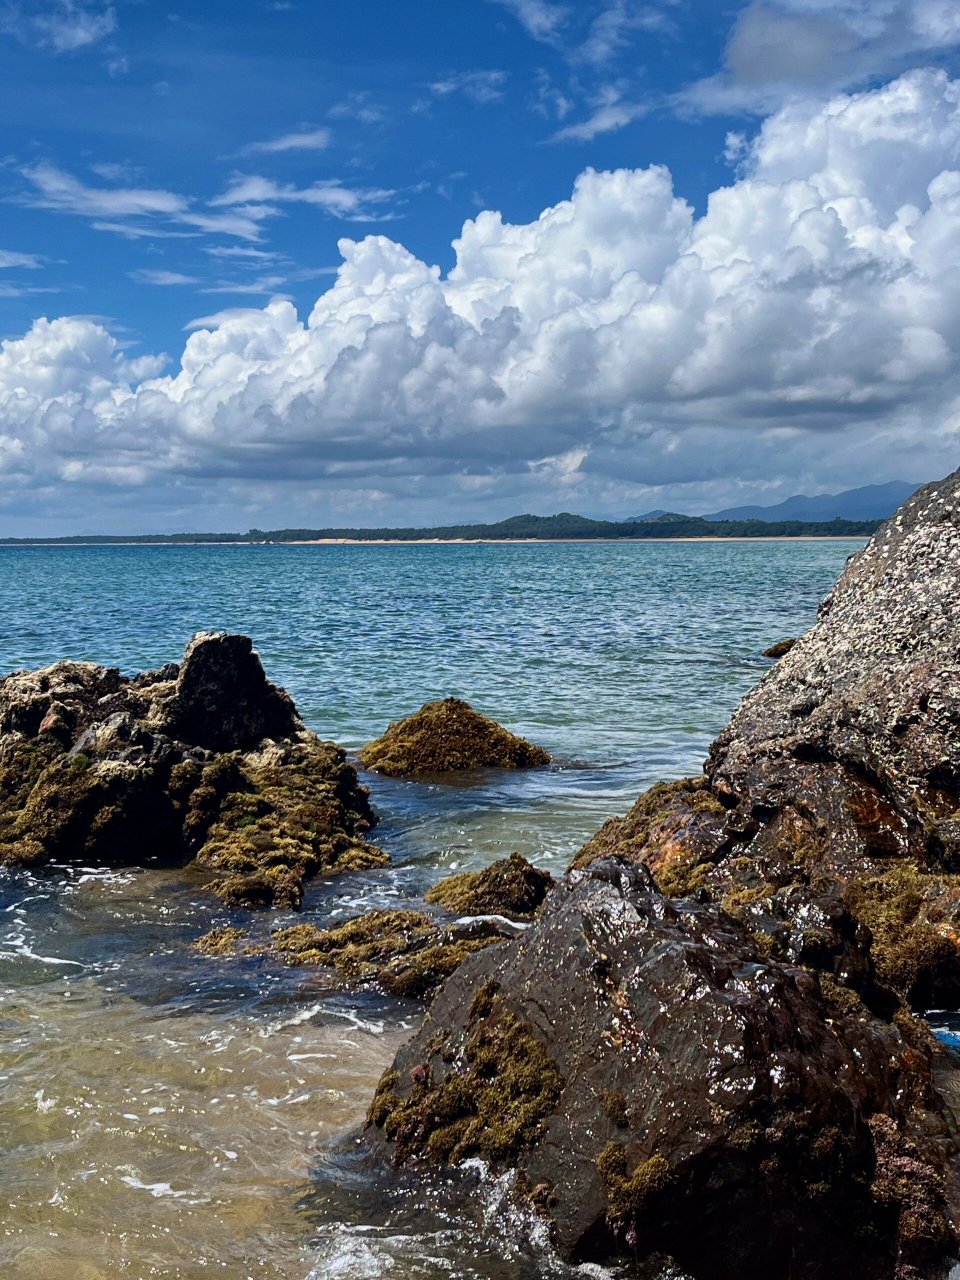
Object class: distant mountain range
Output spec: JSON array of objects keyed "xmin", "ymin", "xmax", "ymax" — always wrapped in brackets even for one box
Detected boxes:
[{"xmin": 629, "ymin": 481, "xmax": 921, "ymax": 525}]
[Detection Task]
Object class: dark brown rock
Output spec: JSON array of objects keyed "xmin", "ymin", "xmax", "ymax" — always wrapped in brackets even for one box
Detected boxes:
[
  {"xmin": 0, "ymin": 634, "xmax": 384, "ymax": 907},
  {"xmin": 367, "ymin": 861, "xmax": 956, "ymax": 1278},
  {"xmin": 155, "ymin": 631, "xmax": 301, "ymax": 751},
  {"xmin": 763, "ymin": 637, "xmax": 799, "ymax": 658},
  {"xmin": 358, "ymin": 697, "xmax": 550, "ymax": 778}
]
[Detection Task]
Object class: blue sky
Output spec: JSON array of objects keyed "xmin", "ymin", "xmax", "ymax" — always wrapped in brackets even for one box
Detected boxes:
[{"xmin": 2, "ymin": 0, "xmax": 960, "ymax": 532}]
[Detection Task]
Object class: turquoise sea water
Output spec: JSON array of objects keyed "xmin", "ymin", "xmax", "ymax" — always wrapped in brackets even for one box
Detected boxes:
[{"xmin": 0, "ymin": 541, "xmax": 863, "ymax": 1279}]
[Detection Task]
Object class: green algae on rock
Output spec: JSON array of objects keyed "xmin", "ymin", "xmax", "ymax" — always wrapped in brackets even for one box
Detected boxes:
[
  {"xmin": 425, "ymin": 852, "xmax": 553, "ymax": 918},
  {"xmin": 194, "ymin": 906, "xmax": 509, "ymax": 999},
  {"xmin": 367, "ymin": 980, "xmax": 563, "ymax": 1165},
  {"xmin": 358, "ymin": 697, "xmax": 549, "ymax": 778},
  {"xmin": 0, "ymin": 632, "xmax": 384, "ymax": 908}
]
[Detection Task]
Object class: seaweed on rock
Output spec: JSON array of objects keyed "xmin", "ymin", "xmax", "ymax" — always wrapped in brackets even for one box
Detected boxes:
[
  {"xmin": 358, "ymin": 697, "xmax": 549, "ymax": 778},
  {"xmin": 425, "ymin": 852, "xmax": 553, "ymax": 918}
]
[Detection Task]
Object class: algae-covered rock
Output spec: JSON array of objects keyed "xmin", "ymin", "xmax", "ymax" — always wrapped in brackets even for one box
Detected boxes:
[
  {"xmin": 358, "ymin": 697, "xmax": 549, "ymax": 778},
  {"xmin": 195, "ymin": 907, "xmax": 509, "ymax": 998},
  {"xmin": 762, "ymin": 637, "xmax": 799, "ymax": 658},
  {"xmin": 0, "ymin": 633, "xmax": 384, "ymax": 908},
  {"xmin": 367, "ymin": 861, "xmax": 956, "ymax": 1278},
  {"xmin": 425, "ymin": 853, "xmax": 553, "ymax": 919}
]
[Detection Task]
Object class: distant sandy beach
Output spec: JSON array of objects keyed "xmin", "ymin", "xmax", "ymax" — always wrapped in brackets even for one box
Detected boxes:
[{"xmin": 0, "ymin": 535, "xmax": 870, "ymax": 547}]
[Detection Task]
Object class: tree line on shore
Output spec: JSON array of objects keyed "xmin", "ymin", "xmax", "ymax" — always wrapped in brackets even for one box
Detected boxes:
[{"xmin": 0, "ymin": 511, "xmax": 882, "ymax": 544}]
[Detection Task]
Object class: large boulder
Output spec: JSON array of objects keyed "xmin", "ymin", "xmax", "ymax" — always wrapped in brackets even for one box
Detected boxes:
[
  {"xmin": 0, "ymin": 633, "xmax": 385, "ymax": 907},
  {"xmin": 358, "ymin": 697, "xmax": 550, "ymax": 777},
  {"xmin": 368, "ymin": 862, "xmax": 955, "ymax": 1279},
  {"xmin": 367, "ymin": 470, "xmax": 960, "ymax": 1277},
  {"xmin": 576, "ymin": 470, "xmax": 960, "ymax": 1008}
]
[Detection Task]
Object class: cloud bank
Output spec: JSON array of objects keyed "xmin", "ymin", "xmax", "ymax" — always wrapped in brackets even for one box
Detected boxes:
[
  {"xmin": 4, "ymin": 69, "xmax": 960, "ymax": 525},
  {"xmin": 687, "ymin": 0, "xmax": 960, "ymax": 112}
]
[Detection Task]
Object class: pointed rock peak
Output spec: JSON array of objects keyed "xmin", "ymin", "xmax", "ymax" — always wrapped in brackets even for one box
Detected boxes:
[{"xmin": 166, "ymin": 631, "xmax": 302, "ymax": 751}]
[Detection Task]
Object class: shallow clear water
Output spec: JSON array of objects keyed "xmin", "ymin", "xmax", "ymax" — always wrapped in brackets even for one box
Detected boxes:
[{"xmin": 0, "ymin": 541, "xmax": 861, "ymax": 1278}]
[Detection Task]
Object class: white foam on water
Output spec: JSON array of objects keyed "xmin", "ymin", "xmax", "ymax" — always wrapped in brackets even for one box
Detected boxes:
[
  {"xmin": 117, "ymin": 1169, "xmax": 208, "ymax": 1204},
  {"xmin": 0, "ymin": 923, "xmax": 85, "ymax": 968}
]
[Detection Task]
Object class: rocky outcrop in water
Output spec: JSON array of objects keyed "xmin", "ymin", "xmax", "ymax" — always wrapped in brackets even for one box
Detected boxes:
[
  {"xmin": 0, "ymin": 632, "xmax": 384, "ymax": 907},
  {"xmin": 424, "ymin": 851, "xmax": 553, "ymax": 918},
  {"xmin": 196, "ymin": 854, "xmax": 551, "ymax": 998},
  {"xmin": 358, "ymin": 697, "xmax": 550, "ymax": 777},
  {"xmin": 577, "ymin": 473, "xmax": 960, "ymax": 1008},
  {"xmin": 366, "ymin": 470, "xmax": 960, "ymax": 1277}
]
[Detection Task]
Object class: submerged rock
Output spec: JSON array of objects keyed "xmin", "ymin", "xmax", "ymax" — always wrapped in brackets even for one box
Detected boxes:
[
  {"xmin": 0, "ymin": 632, "xmax": 384, "ymax": 907},
  {"xmin": 195, "ymin": 856, "xmax": 549, "ymax": 996},
  {"xmin": 358, "ymin": 697, "xmax": 550, "ymax": 777},
  {"xmin": 367, "ymin": 471, "xmax": 960, "ymax": 1277},
  {"xmin": 195, "ymin": 908, "xmax": 510, "ymax": 999}
]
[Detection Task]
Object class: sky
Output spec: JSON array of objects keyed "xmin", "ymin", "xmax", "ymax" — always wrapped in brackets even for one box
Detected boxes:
[{"xmin": 2, "ymin": 1, "xmax": 960, "ymax": 533}]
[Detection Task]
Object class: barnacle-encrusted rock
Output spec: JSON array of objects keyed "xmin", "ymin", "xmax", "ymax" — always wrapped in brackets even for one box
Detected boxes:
[
  {"xmin": 0, "ymin": 632, "xmax": 384, "ymax": 907},
  {"xmin": 574, "ymin": 470, "xmax": 960, "ymax": 1008},
  {"xmin": 358, "ymin": 697, "xmax": 549, "ymax": 777}
]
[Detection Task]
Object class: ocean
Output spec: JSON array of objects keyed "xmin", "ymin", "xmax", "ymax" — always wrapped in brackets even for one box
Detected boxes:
[{"xmin": 0, "ymin": 540, "xmax": 861, "ymax": 1279}]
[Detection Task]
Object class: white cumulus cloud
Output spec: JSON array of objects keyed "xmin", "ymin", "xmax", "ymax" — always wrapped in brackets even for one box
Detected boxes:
[{"xmin": 4, "ymin": 69, "xmax": 960, "ymax": 525}]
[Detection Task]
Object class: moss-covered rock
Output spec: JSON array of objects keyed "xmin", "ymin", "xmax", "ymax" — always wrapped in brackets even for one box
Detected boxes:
[
  {"xmin": 368, "ymin": 981, "xmax": 563, "ymax": 1164},
  {"xmin": 425, "ymin": 852, "xmax": 553, "ymax": 918},
  {"xmin": 0, "ymin": 633, "xmax": 384, "ymax": 908},
  {"xmin": 843, "ymin": 865, "xmax": 960, "ymax": 1004},
  {"xmin": 367, "ymin": 861, "xmax": 957, "ymax": 1277},
  {"xmin": 193, "ymin": 926, "xmax": 249, "ymax": 956},
  {"xmin": 191, "ymin": 739, "xmax": 386, "ymax": 909},
  {"xmin": 569, "ymin": 776, "xmax": 727, "ymax": 888},
  {"xmin": 358, "ymin": 697, "xmax": 549, "ymax": 778},
  {"xmin": 194, "ymin": 906, "xmax": 508, "ymax": 999}
]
